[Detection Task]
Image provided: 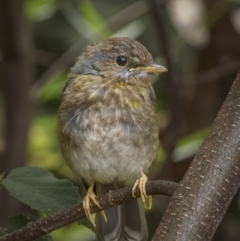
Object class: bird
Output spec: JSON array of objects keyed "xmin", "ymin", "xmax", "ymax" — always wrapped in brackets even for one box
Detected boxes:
[{"xmin": 57, "ymin": 37, "xmax": 167, "ymax": 241}]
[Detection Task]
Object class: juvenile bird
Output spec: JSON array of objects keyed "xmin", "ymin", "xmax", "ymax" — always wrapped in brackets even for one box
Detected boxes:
[{"xmin": 58, "ymin": 37, "xmax": 167, "ymax": 241}]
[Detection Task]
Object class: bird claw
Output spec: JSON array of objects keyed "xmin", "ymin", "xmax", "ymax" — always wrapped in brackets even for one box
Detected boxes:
[
  {"xmin": 132, "ymin": 171, "xmax": 152, "ymax": 209},
  {"xmin": 83, "ymin": 191, "xmax": 98, "ymax": 226},
  {"xmin": 100, "ymin": 210, "xmax": 108, "ymax": 222},
  {"xmin": 83, "ymin": 182, "xmax": 107, "ymax": 226}
]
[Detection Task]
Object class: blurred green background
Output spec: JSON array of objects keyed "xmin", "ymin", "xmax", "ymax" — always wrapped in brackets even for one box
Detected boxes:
[{"xmin": 1, "ymin": 0, "xmax": 240, "ymax": 240}]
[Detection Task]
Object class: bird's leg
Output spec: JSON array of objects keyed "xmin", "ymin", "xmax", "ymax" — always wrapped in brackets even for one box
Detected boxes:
[
  {"xmin": 83, "ymin": 181, "xmax": 107, "ymax": 226},
  {"xmin": 132, "ymin": 171, "xmax": 152, "ymax": 209}
]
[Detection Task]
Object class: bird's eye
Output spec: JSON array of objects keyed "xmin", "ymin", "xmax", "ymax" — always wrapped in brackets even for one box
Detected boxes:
[{"xmin": 116, "ymin": 56, "xmax": 127, "ymax": 66}]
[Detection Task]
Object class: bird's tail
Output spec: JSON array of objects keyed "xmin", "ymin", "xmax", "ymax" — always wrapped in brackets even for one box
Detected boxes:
[{"xmin": 95, "ymin": 183, "xmax": 148, "ymax": 241}]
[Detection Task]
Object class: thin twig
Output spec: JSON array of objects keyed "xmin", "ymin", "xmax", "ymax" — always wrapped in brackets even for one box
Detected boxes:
[{"xmin": 0, "ymin": 180, "xmax": 178, "ymax": 241}]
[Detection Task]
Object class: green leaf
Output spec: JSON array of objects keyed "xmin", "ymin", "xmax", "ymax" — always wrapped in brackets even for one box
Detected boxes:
[
  {"xmin": 36, "ymin": 234, "xmax": 53, "ymax": 241},
  {"xmin": 6, "ymin": 215, "xmax": 30, "ymax": 233},
  {"xmin": 0, "ymin": 227, "xmax": 7, "ymax": 236},
  {"xmin": 173, "ymin": 128, "xmax": 209, "ymax": 162},
  {"xmin": 0, "ymin": 172, "xmax": 5, "ymax": 189},
  {"xmin": 39, "ymin": 73, "xmax": 65, "ymax": 103},
  {"xmin": 78, "ymin": 0, "xmax": 110, "ymax": 37},
  {"xmin": 25, "ymin": 0, "xmax": 55, "ymax": 21},
  {"xmin": 2, "ymin": 167, "xmax": 81, "ymax": 215},
  {"xmin": 28, "ymin": 115, "xmax": 64, "ymax": 172},
  {"xmin": 78, "ymin": 218, "xmax": 95, "ymax": 232}
]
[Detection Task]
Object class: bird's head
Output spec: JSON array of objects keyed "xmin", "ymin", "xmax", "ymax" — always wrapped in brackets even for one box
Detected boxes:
[{"xmin": 71, "ymin": 37, "xmax": 167, "ymax": 85}]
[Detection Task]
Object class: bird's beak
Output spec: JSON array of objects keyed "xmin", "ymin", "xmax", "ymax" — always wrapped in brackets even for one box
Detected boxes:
[{"xmin": 129, "ymin": 64, "xmax": 168, "ymax": 74}]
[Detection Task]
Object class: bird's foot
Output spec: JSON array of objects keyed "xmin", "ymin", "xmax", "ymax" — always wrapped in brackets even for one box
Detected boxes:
[
  {"xmin": 83, "ymin": 182, "xmax": 107, "ymax": 226},
  {"xmin": 132, "ymin": 171, "xmax": 152, "ymax": 209}
]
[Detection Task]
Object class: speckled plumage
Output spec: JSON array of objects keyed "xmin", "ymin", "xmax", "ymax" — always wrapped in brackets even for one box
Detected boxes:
[{"xmin": 57, "ymin": 37, "xmax": 166, "ymax": 241}]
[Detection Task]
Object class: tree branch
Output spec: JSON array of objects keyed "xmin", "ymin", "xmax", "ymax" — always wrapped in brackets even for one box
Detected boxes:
[
  {"xmin": 0, "ymin": 180, "xmax": 178, "ymax": 241},
  {"xmin": 152, "ymin": 70, "xmax": 240, "ymax": 241},
  {"xmin": 0, "ymin": 0, "xmax": 33, "ymax": 225}
]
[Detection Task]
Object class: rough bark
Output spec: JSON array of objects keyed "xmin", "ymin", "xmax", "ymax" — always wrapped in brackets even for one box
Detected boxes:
[{"xmin": 152, "ymin": 71, "xmax": 240, "ymax": 240}]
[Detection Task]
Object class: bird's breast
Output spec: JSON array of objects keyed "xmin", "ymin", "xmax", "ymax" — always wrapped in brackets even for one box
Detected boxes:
[{"xmin": 58, "ymin": 78, "xmax": 159, "ymax": 184}]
